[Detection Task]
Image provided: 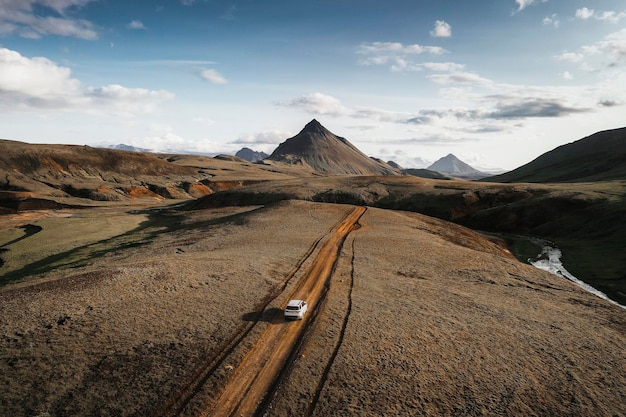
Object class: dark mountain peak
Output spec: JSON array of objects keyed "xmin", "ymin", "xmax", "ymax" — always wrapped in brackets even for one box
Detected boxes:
[
  {"xmin": 267, "ymin": 120, "xmax": 397, "ymax": 175},
  {"xmin": 301, "ymin": 119, "xmax": 329, "ymax": 135}
]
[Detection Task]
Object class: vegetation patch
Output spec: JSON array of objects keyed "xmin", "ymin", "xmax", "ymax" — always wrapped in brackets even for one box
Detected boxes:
[
  {"xmin": 311, "ymin": 191, "xmax": 367, "ymax": 206},
  {"xmin": 375, "ymin": 192, "xmax": 464, "ymax": 220},
  {"xmin": 186, "ymin": 190, "xmax": 296, "ymax": 210}
]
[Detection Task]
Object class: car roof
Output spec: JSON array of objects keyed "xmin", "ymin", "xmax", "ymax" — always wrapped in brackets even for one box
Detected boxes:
[{"xmin": 287, "ymin": 299, "xmax": 304, "ymax": 307}]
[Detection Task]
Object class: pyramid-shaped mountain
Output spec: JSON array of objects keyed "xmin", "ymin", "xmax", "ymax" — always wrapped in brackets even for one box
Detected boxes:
[
  {"xmin": 268, "ymin": 120, "xmax": 397, "ymax": 175},
  {"xmin": 428, "ymin": 154, "xmax": 487, "ymax": 180}
]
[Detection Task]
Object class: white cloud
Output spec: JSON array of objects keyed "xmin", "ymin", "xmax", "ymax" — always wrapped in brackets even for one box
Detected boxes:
[
  {"xmin": 357, "ymin": 41, "xmax": 449, "ymax": 73},
  {"xmin": 575, "ymin": 7, "xmax": 594, "ymax": 20},
  {"xmin": 88, "ymin": 84, "xmax": 174, "ymax": 115},
  {"xmin": 351, "ymin": 107, "xmax": 410, "ymax": 123},
  {"xmin": 554, "ymin": 28, "xmax": 626, "ymax": 72},
  {"xmin": 234, "ymin": 130, "xmax": 290, "ymax": 145},
  {"xmin": 192, "ymin": 116, "xmax": 215, "ymax": 125},
  {"xmin": 0, "ymin": 48, "xmax": 174, "ymax": 114},
  {"xmin": 421, "ymin": 62, "xmax": 465, "ymax": 72},
  {"xmin": 562, "ymin": 71, "xmax": 574, "ymax": 80},
  {"xmin": 543, "ymin": 14, "xmax": 559, "ymax": 28},
  {"xmin": 0, "ymin": 47, "xmax": 82, "ymax": 105},
  {"xmin": 389, "ymin": 61, "xmax": 465, "ymax": 73},
  {"xmin": 595, "ymin": 10, "xmax": 626, "ymax": 24},
  {"xmin": 0, "ymin": 0, "xmax": 98, "ymax": 39},
  {"xmin": 515, "ymin": 0, "xmax": 548, "ymax": 13},
  {"xmin": 357, "ymin": 42, "xmax": 447, "ymax": 56},
  {"xmin": 276, "ymin": 92, "xmax": 350, "ymax": 117},
  {"xmin": 553, "ymin": 52, "xmax": 584, "ymax": 63},
  {"xmin": 575, "ymin": 8, "xmax": 626, "ymax": 23},
  {"xmin": 127, "ymin": 20, "xmax": 146, "ymax": 30},
  {"xmin": 427, "ymin": 72, "xmax": 494, "ymax": 85},
  {"xmin": 199, "ymin": 69, "xmax": 228, "ymax": 84},
  {"xmin": 430, "ymin": 20, "xmax": 451, "ymax": 38},
  {"xmin": 600, "ymin": 28, "xmax": 626, "ymax": 61}
]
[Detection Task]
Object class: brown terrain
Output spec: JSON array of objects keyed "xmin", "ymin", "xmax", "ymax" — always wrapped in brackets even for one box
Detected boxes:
[{"xmin": 1, "ymin": 123, "xmax": 625, "ymax": 416}]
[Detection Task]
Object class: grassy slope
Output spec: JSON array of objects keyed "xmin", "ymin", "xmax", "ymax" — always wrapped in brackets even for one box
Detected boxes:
[{"xmin": 484, "ymin": 127, "xmax": 626, "ymax": 183}]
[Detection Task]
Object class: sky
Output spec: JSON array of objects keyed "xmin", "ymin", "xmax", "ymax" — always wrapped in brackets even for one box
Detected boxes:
[{"xmin": 0, "ymin": 0, "xmax": 625, "ymax": 170}]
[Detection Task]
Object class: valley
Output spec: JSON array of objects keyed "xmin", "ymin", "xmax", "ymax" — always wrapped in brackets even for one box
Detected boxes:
[
  {"xmin": 1, "ymin": 201, "xmax": 625, "ymax": 417},
  {"xmin": 0, "ymin": 122, "xmax": 625, "ymax": 416}
]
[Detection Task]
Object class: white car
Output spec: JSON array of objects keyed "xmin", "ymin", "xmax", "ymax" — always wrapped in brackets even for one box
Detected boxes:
[{"xmin": 284, "ymin": 299, "xmax": 308, "ymax": 320}]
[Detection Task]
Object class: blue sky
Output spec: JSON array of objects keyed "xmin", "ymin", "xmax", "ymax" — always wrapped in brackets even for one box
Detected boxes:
[{"xmin": 1, "ymin": 0, "xmax": 625, "ymax": 170}]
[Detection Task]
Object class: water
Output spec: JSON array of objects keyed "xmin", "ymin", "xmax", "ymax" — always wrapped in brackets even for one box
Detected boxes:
[{"xmin": 527, "ymin": 237, "xmax": 626, "ymax": 310}]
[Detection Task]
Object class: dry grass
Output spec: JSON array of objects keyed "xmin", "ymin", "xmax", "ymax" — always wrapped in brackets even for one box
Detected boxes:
[
  {"xmin": 263, "ymin": 207, "xmax": 626, "ymax": 417},
  {"xmin": 0, "ymin": 202, "xmax": 351, "ymax": 416},
  {"xmin": 0, "ymin": 201, "xmax": 624, "ymax": 416}
]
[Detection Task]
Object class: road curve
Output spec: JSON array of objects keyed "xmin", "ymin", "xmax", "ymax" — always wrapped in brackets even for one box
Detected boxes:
[{"xmin": 203, "ymin": 206, "xmax": 366, "ymax": 417}]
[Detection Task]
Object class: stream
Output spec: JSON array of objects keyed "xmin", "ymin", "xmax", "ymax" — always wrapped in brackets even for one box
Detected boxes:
[{"xmin": 526, "ymin": 237, "xmax": 626, "ymax": 310}]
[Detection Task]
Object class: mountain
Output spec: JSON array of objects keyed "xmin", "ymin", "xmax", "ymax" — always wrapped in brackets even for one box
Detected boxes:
[
  {"xmin": 427, "ymin": 154, "xmax": 487, "ymax": 180},
  {"xmin": 402, "ymin": 168, "xmax": 453, "ymax": 180},
  {"xmin": 484, "ymin": 127, "xmax": 626, "ymax": 183},
  {"xmin": 267, "ymin": 120, "xmax": 398, "ymax": 175},
  {"xmin": 235, "ymin": 147, "xmax": 269, "ymax": 163},
  {"xmin": 108, "ymin": 144, "xmax": 153, "ymax": 153}
]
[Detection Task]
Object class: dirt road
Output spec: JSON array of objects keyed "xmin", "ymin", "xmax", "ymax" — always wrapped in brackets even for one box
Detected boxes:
[{"xmin": 203, "ymin": 206, "xmax": 366, "ymax": 417}]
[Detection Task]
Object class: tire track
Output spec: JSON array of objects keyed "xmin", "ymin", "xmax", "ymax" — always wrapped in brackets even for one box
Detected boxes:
[
  {"xmin": 304, "ymin": 236, "xmax": 358, "ymax": 417},
  {"xmin": 257, "ymin": 217, "xmax": 361, "ymax": 417},
  {"xmin": 203, "ymin": 206, "xmax": 366, "ymax": 417},
  {"xmin": 156, "ymin": 209, "xmax": 343, "ymax": 417}
]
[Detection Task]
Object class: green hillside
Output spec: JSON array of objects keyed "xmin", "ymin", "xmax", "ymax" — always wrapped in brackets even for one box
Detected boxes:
[{"xmin": 484, "ymin": 127, "xmax": 626, "ymax": 183}]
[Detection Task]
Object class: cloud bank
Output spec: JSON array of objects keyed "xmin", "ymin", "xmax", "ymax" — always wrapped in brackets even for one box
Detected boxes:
[
  {"xmin": 0, "ymin": 48, "xmax": 173, "ymax": 114},
  {"xmin": 0, "ymin": 0, "xmax": 98, "ymax": 39}
]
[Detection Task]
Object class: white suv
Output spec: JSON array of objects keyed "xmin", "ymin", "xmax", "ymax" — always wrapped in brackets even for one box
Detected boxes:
[{"xmin": 284, "ymin": 299, "xmax": 308, "ymax": 320}]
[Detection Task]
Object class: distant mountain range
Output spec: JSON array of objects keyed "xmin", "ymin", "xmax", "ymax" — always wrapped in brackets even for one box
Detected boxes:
[
  {"xmin": 484, "ymin": 127, "xmax": 626, "ymax": 183},
  {"xmin": 105, "ymin": 122, "xmax": 626, "ymax": 183},
  {"xmin": 108, "ymin": 144, "xmax": 154, "ymax": 153},
  {"xmin": 108, "ymin": 144, "xmax": 219, "ymax": 157}
]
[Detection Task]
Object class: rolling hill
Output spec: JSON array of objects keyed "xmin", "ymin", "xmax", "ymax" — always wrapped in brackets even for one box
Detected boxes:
[{"xmin": 484, "ymin": 127, "xmax": 626, "ymax": 183}]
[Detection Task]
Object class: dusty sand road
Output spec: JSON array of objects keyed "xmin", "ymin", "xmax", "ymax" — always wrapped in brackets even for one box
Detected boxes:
[{"xmin": 204, "ymin": 206, "xmax": 366, "ymax": 417}]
